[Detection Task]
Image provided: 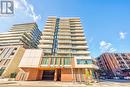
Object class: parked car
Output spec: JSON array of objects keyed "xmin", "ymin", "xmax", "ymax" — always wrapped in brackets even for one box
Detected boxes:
[
  {"xmin": 124, "ymin": 77, "xmax": 130, "ymax": 80},
  {"xmin": 99, "ymin": 76, "xmax": 105, "ymax": 80},
  {"xmin": 113, "ymin": 77, "xmax": 119, "ymax": 80}
]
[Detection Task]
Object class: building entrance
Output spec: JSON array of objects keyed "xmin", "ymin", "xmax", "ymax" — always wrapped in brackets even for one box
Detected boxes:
[
  {"xmin": 57, "ymin": 70, "xmax": 61, "ymax": 81},
  {"xmin": 42, "ymin": 70, "xmax": 55, "ymax": 80}
]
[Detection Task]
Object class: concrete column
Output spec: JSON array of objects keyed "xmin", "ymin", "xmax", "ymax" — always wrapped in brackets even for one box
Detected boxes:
[
  {"xmin": 89, "ymin": 69, "xmax": 93, "ymax": 81},
  {"xmin": 71, "ymin": 68, "xmax": 74, "ymax": 82},
  {"xmin": 54, "ymin": 69, "xmax": 57, "ymax": 81},
  {"xmin": 78, "ymin": 69, "xmax": 81, "ymax": 82}
]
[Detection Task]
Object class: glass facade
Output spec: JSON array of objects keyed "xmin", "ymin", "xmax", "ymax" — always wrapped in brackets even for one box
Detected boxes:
[{"xmin": 77, "ymin": 59, "xmax": 93, "ymax": 64}]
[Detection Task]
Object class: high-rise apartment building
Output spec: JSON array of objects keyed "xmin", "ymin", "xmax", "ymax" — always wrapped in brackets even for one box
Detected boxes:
[
  {"xmin": 0, "ymin": 23, "xmax": 41, "ymax": 48},
  {"xmin": 16, "ymin": 17, "xmax": 98, "ymax": 82},
  {"xmin": 0, "ymin": 23, "xmax": 41, "ymax": 78},
  {"xmin": 97, "ymin": 53, "xmax": 130, "ymax": 78},
  {"xmin": 38, "ymin": 17, "xmax": 89, "ymax": 64}
]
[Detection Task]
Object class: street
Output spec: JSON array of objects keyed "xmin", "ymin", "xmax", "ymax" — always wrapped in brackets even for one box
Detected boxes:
[{"xmin": 0, "ymin": 79, "xmax": 130, "ymax": 87}]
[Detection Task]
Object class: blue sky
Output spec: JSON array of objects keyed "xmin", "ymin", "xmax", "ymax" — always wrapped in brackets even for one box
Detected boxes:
[{"xmin": 0, "ymin": 0, "xmax": 130, "ymax": 57}]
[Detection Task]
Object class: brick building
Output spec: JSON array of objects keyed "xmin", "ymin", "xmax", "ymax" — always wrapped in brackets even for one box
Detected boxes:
[{"xmin": 97, "ymin": 53, "xmax": 130, "ymax": 78}]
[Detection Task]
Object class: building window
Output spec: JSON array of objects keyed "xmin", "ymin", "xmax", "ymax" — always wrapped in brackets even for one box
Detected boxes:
[
  {"xmin": 50, "ymin": 58, "xmax": 54, "ymax": 65},
  {"xmin": 0, "ymin": 48, "xmax": 3, "ymax": 51},
  {"xmin": 14, "ymin": 48, "xmax": 17, "ymax": 50},
  {"xmin": 11, "ymin": 52, "xmax": 15, "ymax": 55},
  {"xmin": 0, "ymin": 67, "xmax": 5, "ymax": 76},
  {"xmin": 64, "ymin": 58, "xmax": 71, "ymax": 65},
  {"xmin": 3, "ymin": 59, "xmax": 10, "ymax": 65},
  {"xmin": 55, "ymin": 58, "xmax": 59, "ymax": 65},
  {"xmin": 42, "ymin": 58, "xmax": 49, "ymax": 65},
  {"xmin": 77, "ymin": 59, "xmax": 93, "ymax": 64},
  {"xmin": 60, "ymin": 58, "xmax": 62, "ymax": 65}
]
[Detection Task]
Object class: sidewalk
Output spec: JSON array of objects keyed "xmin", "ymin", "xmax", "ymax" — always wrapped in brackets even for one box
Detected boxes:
[
  {"xmin": 0, "ymin": 81, "xmax": 93, "ymax": 87},
  {"xmin": 0, "ymin": 80, "xmax": 130, "ymax": 87}
]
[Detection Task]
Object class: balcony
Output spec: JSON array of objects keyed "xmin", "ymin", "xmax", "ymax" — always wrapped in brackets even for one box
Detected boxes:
[
  {"xmin": 71, "ymin": 37, "xmax": 85, "ymax": 40},
  {"xmin": 47, "ymin": 18, "xmax": 56, "ymax": 21},
  {"xmin": 74, "ymin": 56, "xmax": 92, "ymax": 59},
  {"xmin": 45, "ymin": 23, "xmax": 56, "ymax": 26},
  {"xmin": 58, "ymin": 33, "xmax": 71, "ymax": 36},
  {"xmin": 44, "ymin": 26, "xmax": 55, "ymax": 29},
  {"xmin": 71, "ymin": 30, "xmax": 83, "ymax": 33},
  {"xmin": 71, "ymin": 33, "xmax": 84, "ymax": 36},
  {"xmin": 0, "ymin": 36, "xmax": 22, "ymax": 40},
  {"xmin": 72, "ymin": 51, "xmax": 90, "ymax": 55},
  {"xmin": 39, "ymin": 40, "xmax": 53, "ymax": 44},
  {"xmin": 60, "ymin": 19, "xmax": 69, "ymax": 22},
  {"xmin": 38, "ymin": 45, "xmax": 52, "ymax": 48},
  {"xmin": 70, "ymin": 22, "xmax": 81, "ymax": 24},
  {"xmin": 59, "ymin": 26, "xmax": 70, "ymax": 29},
  {"xmin": 70, "ymin": 27, "xmax": 83, "ymax": 29},
  {"xmin": 44, "ymin": 29, "xmax": 55, "ymax": 32},
  {"xmin": 42, "ymin": 32, "xmax": 54, "ymax": 35},
  {"xmin": 41, "ymin": 36, "xmax": 54, "ymax": 39},
  {"xmin": 59, "ymin": 28, "xmax": 70, "ymax": 33},
  {"xmin": 58, "ymin": 36, "xmax": 71, "ymax": 40},
  {"xmin": 72, "ymin": 41, "xmax": 87, "ymax": 44},
  {"xmin": 59, "ymin": 23, "xmax": 70, "ymax": 26},
  {"xmin": 57, "ymin": 50, "xmax": 72, "ymax": 54},
  {"xmin": 43, "ymin": 33, "xmax": 54, "ymax": 36},
  {"xmin": 70, "ymin": 20, "xmax": 80, "ymax": 22},
  {"xmin": 46, "ymin": 21, "xmax": 56, "ymax": 24},
  {"xmin": 58, "ymin": 45, "xmax": 72, "ymax": 49},
  {"xmin": 72, "ymin": 46, "xmax": 88, "ymax": 49},
  {"xmin": 70, "ymin": 24, "xmax": 82, "ymax": 27},
  {"xmin": 43, "ymin": 49, "xmax": 52, "ymax": 53},
  {"xmin": 58, "ymin": 40, "xmax": 71, "ymax": 44},
  {"xmin": 59, "ymin": 30, "xmax": 71, "ymax": 33}
]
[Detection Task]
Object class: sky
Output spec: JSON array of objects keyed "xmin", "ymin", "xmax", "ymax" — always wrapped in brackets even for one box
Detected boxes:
[{"xmin": 0, "ymin": 0, "xmax": 130, "ymax": 57}]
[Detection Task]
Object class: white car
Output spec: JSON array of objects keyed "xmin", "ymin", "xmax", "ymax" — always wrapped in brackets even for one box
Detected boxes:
[
  {"xmin": 113, "ymin": 77, "xmax": 119, "ymax": 80},
  {"xmin": 124, "ymin": 77, "xmax": 130, "ymax": 80}
]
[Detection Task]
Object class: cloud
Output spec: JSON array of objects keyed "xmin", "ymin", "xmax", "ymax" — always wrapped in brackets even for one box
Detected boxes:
[
  {"xmin": 119, "ymin": 32, "xmax": 127, "ymax": 40},
  {"xmin": 14, "ymin": 0, "xmax": 41, "ymax": 22},
  {"xmin": 100, "ymin": 41, "xmax": 116, "ymax": 53}
]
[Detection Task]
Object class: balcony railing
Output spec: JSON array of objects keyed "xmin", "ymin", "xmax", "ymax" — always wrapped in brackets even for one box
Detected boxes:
[
  {"xmin": 71, "ymin": 33, "xmax": 84, "ymax": 36},
  {"xmin": 58, "ymin": 45, "xmax": 72, "ymax": 48},
  {"xmin": 57, "ymin": 50, "xmax": 72, "ymax": 54},
  {"xmin": 72, "ymin": 46, "xmax": 88, "ymax": 49},
  {"xmin": 58, "ymin": 36, "xmax": 71, "ymax": 40},
  {"xmin": 71, "ymin": 30, "xmax": 83, "ymax": 33},
  {"xmin": 39, "ymin": 40, "xmax": 53, "ymax": 44},
  {"xmin": 70, "ymin": 24, "xmax": 82, "ymax": 27},
  {"xmin": 38, "ymin": 45, "xmax": 52, "ymax": 48},
  {"xmin": 43, "ymin": 49, "xmax": 52, "ymax": 53},
  {"xmin": 41, "ymin": 36, "xmax": 54, "ymax": 39},
  {"xmin": 72, "ymin": 51, "xmax": 90, "ymax": 54},
  {"xmin": 58, "ymin": 40, "xmax": 72, "ymax": 44},
  {"xmin": 42, "ymin": 32, "xmax": 54, "ymax": 35},
  {"xmin": 72, "ymin": 41, "xmax": 87, "ymax": 44},
  {"xmin": 58, "ymin": 33, "xmax": 71, "ymax": 36},
  {"xmin": 44, "ymin": 26, "xmax": 55, "ymax": 29},
  {"xmin": 44, "ymin": 29, "xmax": 55, "ymax": 32},
  {"xmin": 45, "ymin": 23, "xmax": 56, "ymax": 26},
  {"xmin": 71, "ymin": 37, "xmax": 85, "ymax": 40}
]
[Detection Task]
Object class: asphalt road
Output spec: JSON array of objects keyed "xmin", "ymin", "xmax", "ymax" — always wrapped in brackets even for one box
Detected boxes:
[{"xmin": 0, "ymin": 79, "xmax": 130, "ymax": 87}]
